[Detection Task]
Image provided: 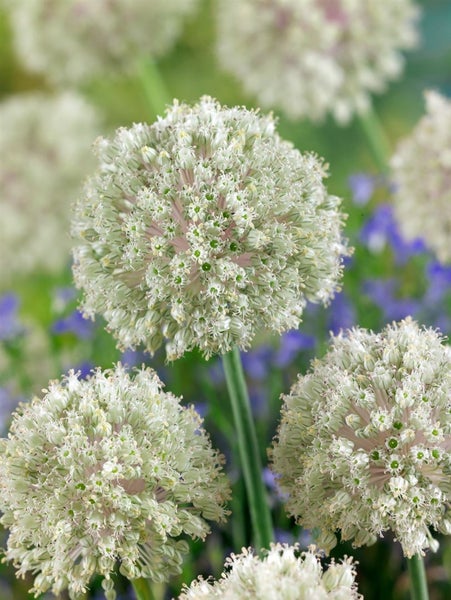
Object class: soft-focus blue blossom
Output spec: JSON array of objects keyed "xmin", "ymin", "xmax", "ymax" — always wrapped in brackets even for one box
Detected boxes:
[
  {"xmin": 52, "ymin": 286, "xmax": 77, "ymax": 313},
  {"xmin": 66, "ymin": 361, "xmax": 94, "ymax": 380},
  {"xmin": 120, "ymin": 348, "xmax": 150, "ymax": 368},
  {"xmin": 207, "ymin": 358, "xmax": 225, "ymax": 385},
  {"xmin": 274, "ymin": 528, "xmax": 295, "ymax": 544},
  {"xmin": 348, "ymin": 173, "xmax": 377, "ymax": 205},
  {"xmin": 0, "ymin": 293, "xmax": 24, "ymax": 340},
  {"xmin": 362, "ymin": 278, "xmax": 421, "ymax": 321},
  {"xmin": 240, "ymin": 347, "xmax": 273, "ymax": 380},
  {"xmin": 0, "ymin": 387, "xmax": 20, "ymax": 434},
  {"xmin": 360, "ymin": 204, "xmax": 425, "ymax": 265},
  {"xmin": 52, "ymin": 310, "xmax": 94, "ymax": 340},
  {"xmin": 193, "ymin": 402, "xmax": 209, "ymax": 418},
  {"xmin": 248, "ymin": 386, "xmax": 268, "ymax": 417},
  {"xmin": 327, "ymin": 291, "xmax": 356, "ymax": 334},
  {"xmin": 262, "ymin": 467, "xmax": 277, "ymax": 491},
  {"xmin": 273, "ymin": 330, "xmax": 316, "ymax": 368},
  {"xmin": 424, "ymin": 260, "xmax": 451, "ymax": 303}
]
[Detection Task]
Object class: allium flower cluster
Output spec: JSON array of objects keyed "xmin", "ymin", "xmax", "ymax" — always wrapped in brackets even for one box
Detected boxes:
[
  {"xmin": 390, "ymin": 91, "xmax": 451, "ymax": 264},
  {"xmin": 0, "ymin": 365, "xmax": 230, "ymax": 599},
  {"xmin": 73, "ymin": 96, "xmax": 349, "ymax": 359},
  {"xmin": 6, "ymin": 0, "xmax": 198, "ymax": 84},
  {"xmin": 217, "ymin": 0, "xmax": 419, "ymax": 123},
  {"xmin": 271, "ymin": 318, "xmax": 451, "ymax": 557},
  {"xmin": 0, "ymin": 92, "xmax": 100, "ymax": 284},
  {"xmin": 178, "ymin": 544, "xmax": 361, "ymax": 600}
]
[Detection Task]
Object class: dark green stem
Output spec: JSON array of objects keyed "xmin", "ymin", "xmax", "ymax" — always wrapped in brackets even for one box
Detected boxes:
[
  {"xmin": 136, "ymin": 57, "xmax": 172, "ymax": 117},
  {"xmin": 222, "ymin": 346, "xmax": 274, "ymax": 551},
  {"xmin": 131, "ymin": 577, "xmax": 156, "ymax": 600},
  {"xmin": 357, "ymin": 105, "xmax": 391, "ymax": 174},
  {"xmin": 407, "ymin": 554, "xmax": 429, "ymax": 600}
]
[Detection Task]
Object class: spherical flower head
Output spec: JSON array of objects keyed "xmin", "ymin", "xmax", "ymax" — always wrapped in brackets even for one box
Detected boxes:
[
  {"xmin": 5, "ymin": 0, "xmax": 199, "ymax": 84},
  {"xmin": 0, "ymin": 91, "xmax": 100, "ymax": 284},
  {"xmin": 178, "ymin": 544, "xmax": 361, "ymax": 600},
  {"xmin": 0, "ymin": 365, "xmax": 230, "ymax": 599},
  {"xmin": 73, "ymin": 96, "xmax": 349, "ymax": 360},
  {"xmin": 217, "ymin": 0, "xmax": 419, "ymax": 124},
  {"xmin": 390, "ymin": 91, "xmax": 451, "ymax": 264},
  {"xmin": 271, "ymin": 318, "xmax": 451, "ymax": 558}
]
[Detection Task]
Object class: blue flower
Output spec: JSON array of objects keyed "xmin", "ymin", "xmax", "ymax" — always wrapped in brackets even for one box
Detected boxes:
[
  {"xmin": 362, "ymin": 278, "xmax": 420, "ymax": 321},
  {"xmin": 327, "ymin": 291, "xmax": 356, "ymax": 334},
  {"xmin": 51, "ymin": 310, "xmax": 94, "ymax": 340},
  {"xmin": 273, "ymin": 330, "xmax": 316, "ymax": 368},
  {"xmin": 0, "ymin": 293, "xmax": 24, "ymax": 341},
  {"xmin": 240, "ymin": 347, "xmax": 274, "ymax": 380},
  {"xmin": 424, "ymin": 260, "xmax": 451, "ymax": 304},
  {"xmin": 360, "ymin": 204, "xmax": 425, "ymax": 265},
  {"xmin": 120, "ymin": 348, "xmax": 150, "ymax": 368},
  {"xmin": 348, "ymin": 173, "xmax": 377, "ymax": 205}
]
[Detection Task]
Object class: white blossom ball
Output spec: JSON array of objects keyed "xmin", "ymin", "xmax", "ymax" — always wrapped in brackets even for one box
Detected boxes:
[
  {"xmin": 271, "ymin": 318, "xmax": 451, "ymax": 558},
  {"xmin": 178, "ymin": 544, "xmax": 361, "ymax": 600},
  {"xmin": 0, "ymin": 92, "xmax": 101, "ymax": 285},
  {"xmin": 217, "ymin": 0, "xmax": 419, "ymax": 124},
  {"xmin": 5, "ymin": 0, "xmax": 198, "ymax": 84},
  {"xmin": 73, "ymin": 96, "xmax": 349, "ymax": 360},
  {"xmin": 0, "ymin": 365, "xmax": 230, "ymax": 600},
  {"xmin": 390, "ymin": 91, "xmax": 451, "ymax": 264}
]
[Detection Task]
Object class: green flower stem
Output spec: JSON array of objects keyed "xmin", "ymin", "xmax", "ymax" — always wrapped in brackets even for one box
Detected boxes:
[
  {"xmin": 357, "ymin": 105, "xmax": 391, "ymax": 174},
  {"xmin": 136, "ymin": 57, "xmax": 172, "ymax": 117},
  {"xmin": 131, "ymin": 577, "xmax": 156, "ymax": 600},
  {"xmin": 407, "ymin": 554, "xmax": 429, "ymax": 600},
  {"xmin": 222, "ymin": 346, "xmax": 274, "ymax": 551}
]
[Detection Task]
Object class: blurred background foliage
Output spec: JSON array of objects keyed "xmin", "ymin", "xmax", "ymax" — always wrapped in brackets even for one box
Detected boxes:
[{"xmin": 0, "ymin": 0, "xmax": 450, "ymax": 599}]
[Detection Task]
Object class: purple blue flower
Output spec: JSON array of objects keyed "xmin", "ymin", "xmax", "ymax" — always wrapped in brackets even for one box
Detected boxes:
[
  {"xmin": 360, "ymin": 204, "xmax": 425, "ymax": 265},
  {"xmin": 240, "ymin": 347, "xmax": 273, "ymax": 380},
  {"xmin": 0, "ymin": 293, "xmax": 24, "ymax": 341},
  {"xmin": 273, "ymin": 330, "xmax": 316, "ymax": 368},
  {"xmin": 362, "ymin": 278, "xmax": 421, "ymax": 322},
  {"xmin": 348, "ymin": 173, "xmax": 377, "ymax": 205},
  {"xmin": 327, "ymin": 291, "xmax": 356, "ymax": 334},
  {"xmin": 51, "ymin": 310, "xmax": 94, "ymax": 340}
]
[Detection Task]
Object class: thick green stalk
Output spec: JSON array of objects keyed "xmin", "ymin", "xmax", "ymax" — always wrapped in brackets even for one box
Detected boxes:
[
  {"xmin": 407, "ymin": 554, "xmax": 429, "ymax": 600},
  {"xmin": 222, "ymin": 346, "xmax": 274, "ymax": 551},
  {"xmin": 357, "ymin": 105, "xmax": 391, "ymax": 174},
  {"xmin": 136, "ymin": 57, "xmax": 172, "ymax": 117},
  {"xmin": 131, "ymin": 577, "xmax": 156, "ymax": 600}
]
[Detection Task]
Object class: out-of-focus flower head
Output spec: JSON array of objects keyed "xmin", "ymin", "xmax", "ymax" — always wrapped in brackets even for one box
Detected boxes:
[
  {"xmin": 359, "ymin": 204, "xmax": 425, "ymax": 265},
  {"xmin": 362, "ymin": 278, "xmax": 421, "ymax": 323},
  {"xmin": 0, "ymin": 92, "xmax": 101, "ymax": 285},
  {"xmin": 0, "ymin": 293, "xmax": 24, "ymax": 340},
  {"xmin": 271, "ymin": 318, "xmax": 451, "ymax": 558},
  {"xmin": 274, "ymin": 330, "xmax": 316, "ymax": 368},
  {"xmin": 0, "ymin": 365, "xmax": 230, "ymax": 600},
  {"xmin": 217, "ymin": 0, "xmax": 419, "ymax": 124},
  {"xmin": 73, "ymin": 96, "xmax": 350, "ymax": 360},
  {"xmin": 391, "ymin": 91, "xmax": 451, "ymax": 264},
  {"xmin": 52, "ymin": 309, "xmax": 95, "ymax": 340},
  {"xmin": 178, "ymin": 544, "xmax": 361, "ymax": 599},
  {"xmin": 5, "ymin": 0, "xmax": 199, "ymax": 85},
  {"xmin": 327, "ymin": 291, "xmax": 356, "ymax": 334},
  {"xmin": 348, "ymin": 173, "xmax": 378, "ymax": 206}
]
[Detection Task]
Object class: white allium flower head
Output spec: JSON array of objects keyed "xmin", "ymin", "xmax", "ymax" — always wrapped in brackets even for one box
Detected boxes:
[
  {"xmin": 0, "ymin": 92, "xmax": 100, "ymax": 284},
  {"xmin": 5, "ymin": 0, "xmax": 199, "ymax": 84},
  {"xmin": 0, "ymin": 365, "xmax": 230, "ymax": 600},
  {"xmin": 271, "ymin": 318, "xmax": 451, "ymax": 558},
  {"xmin": 217, "ymin": 0, "xmax": 420, "ymax": 124},
  {"xmin": 178, "ymin": 544, "xmax": 361, "ymax": 600},
  {"xmin": 390, "ymin": 91, "xmax": 451, "ymax": 264},
  {"xmin": 73, "ymin": 96, "xmax": 350, "ymax": 360}
]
